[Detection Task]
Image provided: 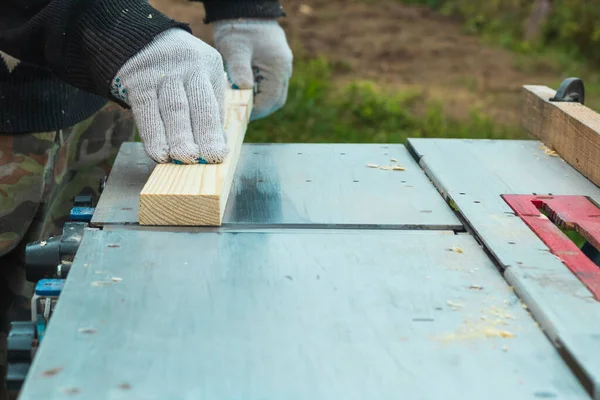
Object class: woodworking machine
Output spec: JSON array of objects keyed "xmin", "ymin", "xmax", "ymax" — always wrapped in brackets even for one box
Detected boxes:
[{"xmin": 7, "ymin": 77, "xmax": 600, "ymax": 399}]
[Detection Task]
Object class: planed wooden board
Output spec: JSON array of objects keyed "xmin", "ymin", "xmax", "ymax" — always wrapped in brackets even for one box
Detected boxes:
[
  {"xmin": 521, "ymin": 84, "xmax": 600, "ymax": 188},
  {"xmin": 139, "ymin": 86, "xmax": 253, "ymax": 226}
]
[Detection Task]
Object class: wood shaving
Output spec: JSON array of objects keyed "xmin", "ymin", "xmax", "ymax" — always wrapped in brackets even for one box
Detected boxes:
[
  {"xmin": 112, "ymin": 277, "xmax": 123, "ymax": 282},
  {"xmin": 366, "ymin": 163, "xmax": 379, "ymax": 168},
  {"xmin": 448, "ymin": 246, "xmax": 464, "ymax": 253},
  {"xmin": 539, "ymin": 144, "xmax": 558, "ymax": 157},
  {"xmin": 446, "ymin": 300, "xmax": 463, "ymax": 310},
  {"xmin": 91, "ymin": 281, "xmax": 112, "ymax": 287},
  {"xmin": 378, "ymin": 164, "xmax": 405, "ymax": 171},
  {"xmin": 486, "ymin": 306, "xmax": 515, "ymax": 320},
  {"xmin": 469, "ymin": 285, "xmax": 483, "ymax": 290},
  {"xmin": 391, "ymin": 158, "xmax": 398, "ymax": 162},
  {"xmin": 299, "ymin": 4, "xmax": 313, "ymax": 14},
  {"xmin": 40, "ymin": 241, "xmax": 47, "ymax": 247}
]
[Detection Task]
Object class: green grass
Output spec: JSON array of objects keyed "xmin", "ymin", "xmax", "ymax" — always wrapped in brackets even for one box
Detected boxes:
[
  {"xmin": 247, "ymin": 57, "xmax": 525, "ymax": 143},
  {"xmin": 539, "ymin": 207, "xmax": 588, "ymax": 248}
]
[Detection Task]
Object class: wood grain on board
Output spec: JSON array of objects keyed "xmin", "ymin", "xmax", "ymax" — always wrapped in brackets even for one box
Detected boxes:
[
  {"xmin": 521, "ymin": 84, "xmax": 600, "ymax": 188},
  {"xmin": 139, "ymin": 86, "xmax": 253, "ymax": 226}
]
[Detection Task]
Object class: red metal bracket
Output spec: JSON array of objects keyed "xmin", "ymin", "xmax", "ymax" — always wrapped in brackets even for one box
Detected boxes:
[{"xmin": 502, "ymin": 194, "xmax": 600, "ymax": 300}]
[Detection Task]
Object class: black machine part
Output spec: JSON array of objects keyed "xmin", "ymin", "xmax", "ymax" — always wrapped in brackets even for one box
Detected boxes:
[
  {"xmin": 25, "ymin": 222, "xmax": 87, "ymax": 282},
  {"xmin": 6, "ymin": 322, "xmax": 35, "ymax": 363},
  {"xmin": 549, "ymin": 77, "xmax": 585, "ymax": 105},
  {"xmin": 6, "ymin": 363, "xmax": 30, "ymax": 391},
  {"xmin": 6, "ymin": 321, "xmax": 36, "ymax": 390}
]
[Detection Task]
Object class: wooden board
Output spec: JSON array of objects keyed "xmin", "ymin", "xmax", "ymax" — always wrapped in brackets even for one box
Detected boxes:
[
  {"xmin": 92, "ymin": 143, "xmax": 462, "ymax": 230},
  {"xmin": 138, "ymin": 87, "xmax": 253, "ymax": 226},
  {"xmin": 521, "ymin": 84, "xmax": 600, "ymax": 188},
  {"xmin": 18, "ymin": 229, "xmax": 589, "ymax": 399},
  {"xmin": 408, "ymin": 138, "xmax": 600, "ymax": 399}
]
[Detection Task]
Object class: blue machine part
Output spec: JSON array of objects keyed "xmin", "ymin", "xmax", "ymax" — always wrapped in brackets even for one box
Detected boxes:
[
  {"xmin": 35, "ymin": 279, "xmax": 65, "ymax": 297},
  {"xmin": 36, "ymin": 314, "xmax": 47, "ymax": 343},
  {"xmin": 70, "ymin": 206, "xmax": 95, "ymax": 222}
]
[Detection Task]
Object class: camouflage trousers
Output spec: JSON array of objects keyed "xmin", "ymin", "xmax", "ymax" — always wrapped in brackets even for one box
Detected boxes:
[{"xmin": 0, "ymin": 102, "xmax": 135, "ymax": 263}]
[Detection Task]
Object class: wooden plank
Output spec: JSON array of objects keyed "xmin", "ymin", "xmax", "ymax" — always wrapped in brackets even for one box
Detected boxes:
[
  {"xmin": 408, "ymin": 138, "xmax": 600, "ymax": 399},
  {"xmin": 94, "ymin": 143, "xmax": 462, "ymax": 230},
  {"xmin": 19, "ymin": 229, "xmax": 589, "ymax": 399},
  {"xmin": 138, "ymin": 86, "xmax": 253, "ymax": 226},
  {"xmin": 521, "ymin": 84, "xmax": 600, "ymax": 188}
]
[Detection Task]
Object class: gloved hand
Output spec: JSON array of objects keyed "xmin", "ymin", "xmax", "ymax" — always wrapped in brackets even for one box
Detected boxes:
[
  {"xmin": 111, "ymin": 28, "xmax": 227, "ymax": 164},
  {"xmin": 213, "ymin": 19, "xmax": 293, "ymax": 121}
]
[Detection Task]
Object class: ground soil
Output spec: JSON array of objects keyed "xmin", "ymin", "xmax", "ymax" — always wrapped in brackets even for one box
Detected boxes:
[{"xmin": 150, "ymin": 0, "xmax": 560, "ymax": 127}]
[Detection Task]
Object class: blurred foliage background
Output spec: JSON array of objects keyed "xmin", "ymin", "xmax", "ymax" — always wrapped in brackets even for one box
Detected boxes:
[
  {"xmin": 405, "ymin": 0, "xmax": 600, "ymax": 65},
  {"xmin": 153, "ymin": 0, "xmax": 600, "ymax": 144}
]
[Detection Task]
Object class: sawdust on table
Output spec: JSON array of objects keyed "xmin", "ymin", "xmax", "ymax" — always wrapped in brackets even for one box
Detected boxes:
[
  {"xmin": 446, "ymin": 300, "xmax": 464, "ymax": 310},
  {"xmin": 379, "ymin": 164, "xmax": 406, "ymax": 171},
  {"xmin": 539, "ymin": 144, "xmax": 559, "ymax": 157},
  {"xmin": 433, "ymin": 305, "xmax": 518, "ymax": 342}
]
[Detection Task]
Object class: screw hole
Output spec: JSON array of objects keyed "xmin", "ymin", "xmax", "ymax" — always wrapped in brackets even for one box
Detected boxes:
[
  {"xmin": 340, "ymin": 153, "xmax": 346, "ymax": 155},
  {"xmin": 353, "ymin": 180, "xmax": 359, "ymax": 183},
  {"xmin": 107, "ymin": 244, "xmax": 120, "ymax": 248},
  {"xmin": 474, "ymin": 201, "xmax": 481, "ymax": 204},
  {"xmin": 459, "ymin": 192, "xmax": 465, "ymax": 195},
  {"xmin": 508, "ymin": 242, "xmax": 516, "ymax": 245},
  {"xmin": 306, "ymin": 179, "xmax": 312, "ymax": 182}
]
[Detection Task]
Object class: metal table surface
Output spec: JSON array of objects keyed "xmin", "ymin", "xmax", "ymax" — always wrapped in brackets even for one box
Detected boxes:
[
  {"xmin": 408, "ymin": 138, "xmax": 600, "ymax": 399},
  {"xmin": 92, "ymin": 143, "xmax": 462, "ymax": 230},
  {"xmin": 17, "ymin": 229, "xmax": 588, "ymax": 399},
  {"xmin": 17, "ymin": 139, "xmax": 600, "ymax": 399}
]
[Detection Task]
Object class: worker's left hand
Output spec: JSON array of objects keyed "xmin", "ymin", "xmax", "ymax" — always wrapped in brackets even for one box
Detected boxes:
[{"xmin": 212, "ymin": 19, "xmax": 293, "ymax": 121}]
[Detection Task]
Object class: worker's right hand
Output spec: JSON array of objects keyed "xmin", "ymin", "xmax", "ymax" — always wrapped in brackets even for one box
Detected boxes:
[{"xmin": 110, "ymin": 28, "xmax": 227, "ymax": 164}]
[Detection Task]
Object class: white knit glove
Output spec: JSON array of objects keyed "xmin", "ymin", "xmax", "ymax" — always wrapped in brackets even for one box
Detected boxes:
[
  {"xmin": 213, "ymin": 19, "xmax": 293, "ymax": 121},
  {"xmin": 111, "ymin": 28, "xmax": 227, "ymax": 164}
]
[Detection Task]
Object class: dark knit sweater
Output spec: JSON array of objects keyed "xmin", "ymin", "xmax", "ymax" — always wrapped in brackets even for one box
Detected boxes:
[{"xmin": 0, "ymin": 0, "xmax": 285, "ymax": 134}]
